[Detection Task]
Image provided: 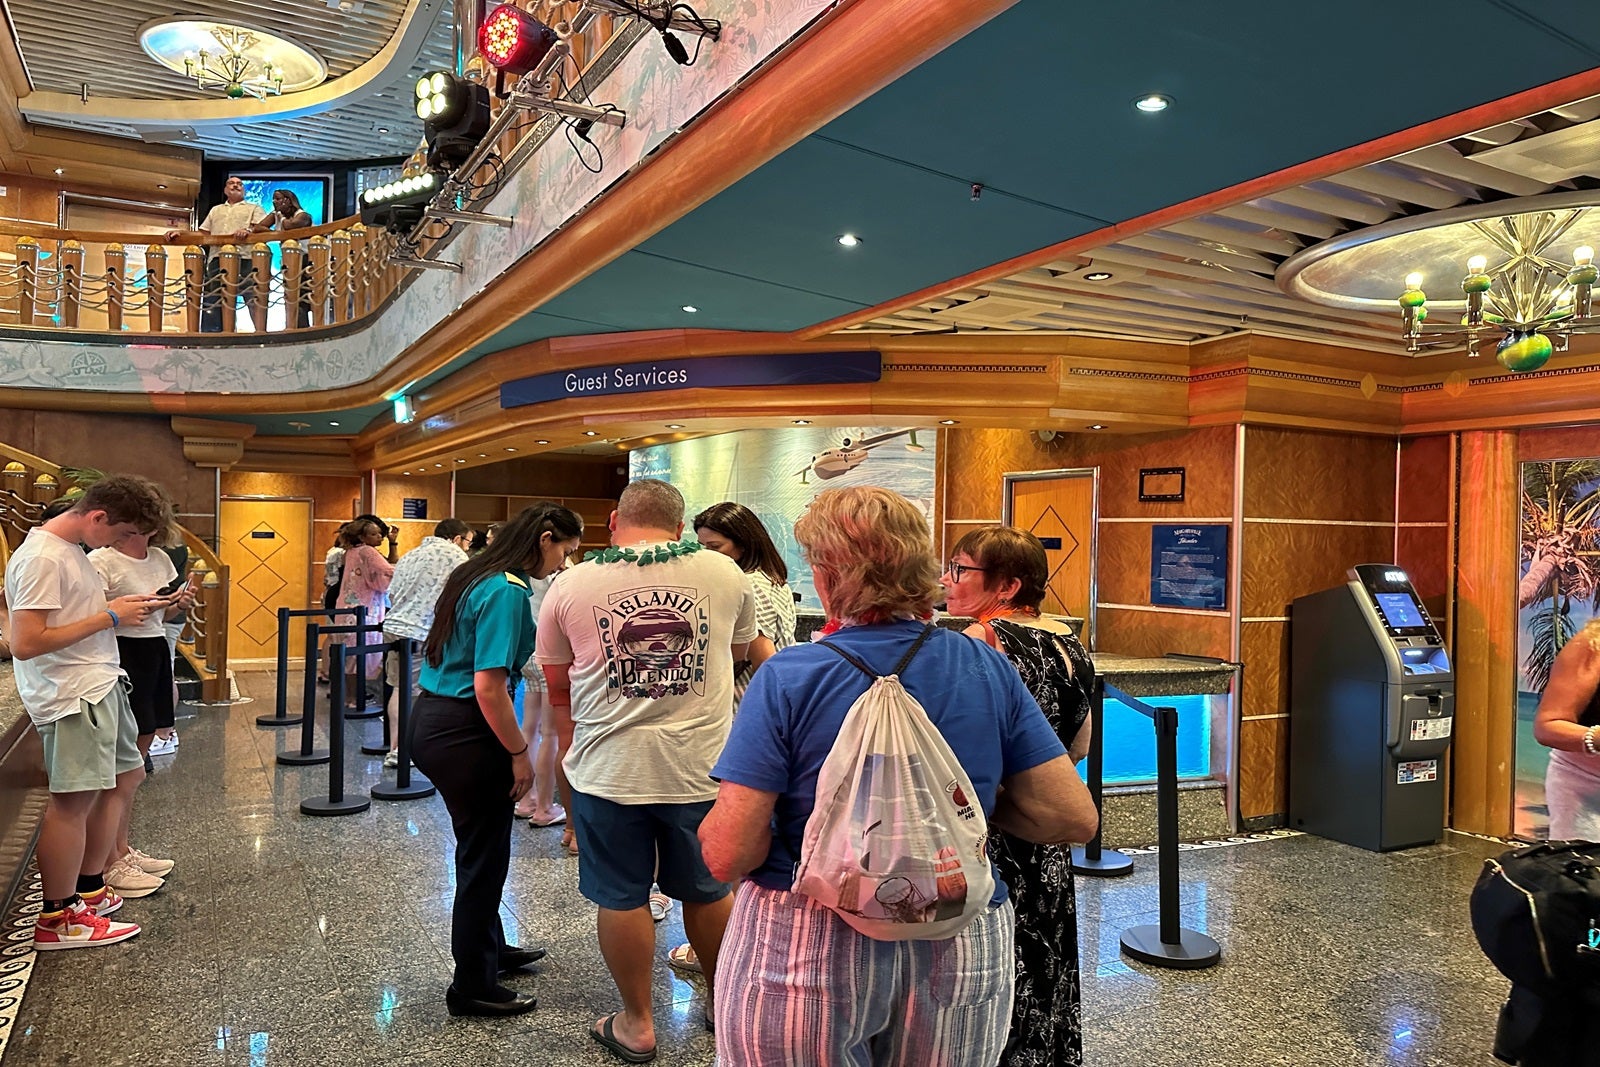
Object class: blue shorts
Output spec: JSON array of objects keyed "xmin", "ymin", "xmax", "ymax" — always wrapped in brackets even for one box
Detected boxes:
[{"xmin": 567, "ymin": 789, "xmax": 730, "ymax": 911}]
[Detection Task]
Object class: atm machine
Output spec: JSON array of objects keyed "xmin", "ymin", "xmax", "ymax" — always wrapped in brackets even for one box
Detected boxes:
[{"xmin": 1289, "ymin": 565, "xmax": 1454, "ymax": 852}]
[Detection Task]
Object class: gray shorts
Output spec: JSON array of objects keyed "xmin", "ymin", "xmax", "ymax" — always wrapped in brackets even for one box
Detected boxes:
[
  {"xmin": 37, "ymin": 684, "xmax": 143, "ymax": 794},
  {"xmin": 384, "ymin": 636, "xmax": 423, "ymax": 695}
]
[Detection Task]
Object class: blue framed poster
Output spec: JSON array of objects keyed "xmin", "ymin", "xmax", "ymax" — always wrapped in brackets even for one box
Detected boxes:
[{"xmin": 1150, "ymin": 524, "xmax": 1229, "ymax": 610}]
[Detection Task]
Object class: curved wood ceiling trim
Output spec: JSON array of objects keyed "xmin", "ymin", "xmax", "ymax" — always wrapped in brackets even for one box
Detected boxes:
[{"xmin": 794, "ymin": 65, "xmax": 1600, "ymax": 340}]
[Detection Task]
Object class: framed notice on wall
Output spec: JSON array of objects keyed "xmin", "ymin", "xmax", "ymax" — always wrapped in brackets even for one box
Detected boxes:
[{"xmin": 1150, "ymin": 524, "xmax": 1228, "ymax": 610}]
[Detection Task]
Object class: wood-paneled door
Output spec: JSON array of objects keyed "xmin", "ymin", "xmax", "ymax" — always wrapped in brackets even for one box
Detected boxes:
[
  {"xmin": 220, "ymin": 497, "xmax": 314, "ymax": 665},
  {"xmin": 1004, "ymin": 468, "xmax": 1098, "ymax": 646}
]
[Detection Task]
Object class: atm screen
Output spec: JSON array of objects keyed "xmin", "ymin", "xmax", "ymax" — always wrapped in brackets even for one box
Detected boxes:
[{"xmin": 1375, "ymin": 592, "xmax": 1426, "ymax": 631}]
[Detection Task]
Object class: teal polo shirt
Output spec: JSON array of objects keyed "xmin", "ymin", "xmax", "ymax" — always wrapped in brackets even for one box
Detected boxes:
[{"xmin": 419, "ymin": 569, "xmax": 535, "ymax": 699}]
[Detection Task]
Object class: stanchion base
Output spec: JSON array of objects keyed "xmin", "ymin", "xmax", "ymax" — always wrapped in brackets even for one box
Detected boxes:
[
  {"xmin": 360, "ymin": 740, "xmax": 389, "ymax": 755},
  {"xmin": 276, "ymin": 749, "xmax": 331, "ymax": 766},
  {"xmin": 1119, "ymin": 925, "xmax": 1221, "ymax": 970},
  {"xmin": 256, "ymin": 714, "xmax": 304, "ymax": 728},
  {"xmin": 371, "ymin": 776, "xmax": 436, "ymax": 801},
  {"xmin": 343, "ymin": 707, "xmax": 382, "ymax": 720},
  {"xmin": 1071, "ymin": 845, "xmax": 1134, "ymax": 877},
  {"xmin": 300, "ymin": 796, "xmax": 371, "ymax": 817}
]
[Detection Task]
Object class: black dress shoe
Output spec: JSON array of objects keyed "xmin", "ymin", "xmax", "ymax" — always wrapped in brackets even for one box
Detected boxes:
[
  {"xmin": 445, "ymin": 986, "xmax": 538, "ymax": 1018},
  {"xmin": 498, "ymin": 946, "xmax": 548, "ymax": 972}
]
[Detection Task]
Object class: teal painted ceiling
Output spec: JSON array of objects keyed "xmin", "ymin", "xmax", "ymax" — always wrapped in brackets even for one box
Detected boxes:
[{"xmin": 242, "ymin": 0, "xmax": 1600, "ymax": 435}]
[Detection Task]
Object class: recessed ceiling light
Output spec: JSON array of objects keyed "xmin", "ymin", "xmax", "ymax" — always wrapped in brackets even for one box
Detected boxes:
[
  {"xmin": 1084, "ymin": 271, "xmax": 1113, "ymax": 282},
  {"xmin": 792, "ymin": 419, "xmax": 811, "ymax": 425},
  {"xmin": 53, "ymin": 167, "xmax": 63, "ymax": 175},
  {"xmin": 939, "ymin": 419, "xmax": 958, "ymax": 425},
  {"xmin": 681, "ymin": 305, "xmax": 698, "ymax": 313},
  {"xmin": 328, "ymin": 421, "xmax": 340, "ymax": 427},
  {"xmin": 477, "ymin": 453, "xmax": 487, "ymax": 458},
  {"xmin": 403, "ymin": 471, "xmax": 410, "ymax": 476},
  {"xmin": 536, "ymin": 440, "xmax": 549, "ymax": 445},
  {"xmin": 1134, "ymin": 93, "xmax": 1171, "ymax": 113},
  {"xmin": 837, "ymin": 233, "xmax": 861, "ymax": 248},
  {"xmin": 505, "ymin": 447, "xmax": 517, "ymax": 452},
  {"xmin": 1088, "ymin": 424, "xmax": 1107, "ymax": 430},
  {"xmin": 377, "ymin": 127, "xmax": 390, "ymax": 134},
  {"xmin": 156, "ymin": 184, "xmax": 168, "ymax": 190},
  {"xmin": 583, "ymin": 430, "xmax": 598, "ymax": 436},
  {"xmin": 434, "ymin": 462, "xmax": 443, "ymax": 467},
  {"xmin": 456, "ymin": 458, "xmax": 466, "ymax": 463},
  {"xmin": 666, "ymin": 423, "xmax": 684, "ymax": 429}
]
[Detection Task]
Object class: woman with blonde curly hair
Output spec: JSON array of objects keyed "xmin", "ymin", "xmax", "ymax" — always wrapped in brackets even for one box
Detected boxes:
[{"xmin": 700, "ymin": 486, "xmax": 1097, "ymax": 1067}]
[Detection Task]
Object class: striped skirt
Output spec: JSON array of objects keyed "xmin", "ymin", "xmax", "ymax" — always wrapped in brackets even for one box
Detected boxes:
[{"xmin": 715, "ymin": 883, "xmax": 1015, "ymax": 1066}]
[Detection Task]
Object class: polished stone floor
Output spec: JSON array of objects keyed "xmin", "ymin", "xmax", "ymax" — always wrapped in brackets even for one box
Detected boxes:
[{"xmin": 2, "ymin": 671, "xmax": 1513, "ymax": 1066}]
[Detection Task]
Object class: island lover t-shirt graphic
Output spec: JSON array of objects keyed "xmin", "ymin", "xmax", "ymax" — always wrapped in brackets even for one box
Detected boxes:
[{"xmin": 595, "ymin": 586, "xmax": 712, "ymax": 701}]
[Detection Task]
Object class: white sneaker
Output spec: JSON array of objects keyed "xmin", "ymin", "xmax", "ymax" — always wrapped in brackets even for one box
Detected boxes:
[
  {"xmin": 382, "ymin": 750, "xmax": 399, "ymax": 769},
  {"xmin": 169, "ymin": 730, "xmax": 179, "ymax": 747},
  {"xmin": 148, "ymin": 735, "xmax": 178, "ymax": 757},
  {"xmin": 104, "ymin": 858, "xmax": 164, "ymax": 898},
  {"xmin": 126, "ymin": 847, "xmax": 175, "ymax": 877}
]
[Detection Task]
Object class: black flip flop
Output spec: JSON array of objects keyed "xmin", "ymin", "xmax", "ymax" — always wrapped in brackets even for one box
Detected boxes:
[{"xmin": 589, "ymin": 1012, "xmax": 656, "ymax": 1064}]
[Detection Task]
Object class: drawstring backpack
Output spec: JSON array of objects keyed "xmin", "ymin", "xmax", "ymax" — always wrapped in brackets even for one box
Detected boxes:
[{"xmin": 791, "ymin": 624, "xmax": 996, "ymax": 941}]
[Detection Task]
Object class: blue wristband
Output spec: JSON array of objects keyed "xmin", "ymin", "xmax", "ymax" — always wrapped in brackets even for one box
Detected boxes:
[{"xmin": 104, "ymin": 609, "xmax": 119, "ymax": 629}]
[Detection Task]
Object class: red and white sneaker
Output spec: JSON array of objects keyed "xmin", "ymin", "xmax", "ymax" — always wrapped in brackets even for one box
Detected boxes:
[
  {"xmin": 81, "ymin": 886, "xmax": 125, "ymax": 917},
  {"xmin": 32, "ymin": 903, "xmax": 139, "ymax": 951}
]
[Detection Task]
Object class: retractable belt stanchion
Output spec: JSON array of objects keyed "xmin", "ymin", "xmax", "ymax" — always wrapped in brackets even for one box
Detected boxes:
[
  {"xmin": 343, "ymin": 607, "xmax": 381, "ymax": 720},
  {"xmin": 277, "ymin": 616, "xmax": 330, "ymax": 767},
  {"xmin": 1112, "ymin": 683, "xmax": 1221, "ymax": 971},
  {"xmin": 1072, "ymin": 675, "xmax": 1134, "ymax": 877},
  {"xmin": 261, "ymin": 606, "xmax": 306, "ymax": 727},
  {"xmin": 371, "ymin": 639, "xmax": 435, "ymax": 802},
  {"xmin": 301, "ymin": 644, "xmax": 372, "ymax": 817}
]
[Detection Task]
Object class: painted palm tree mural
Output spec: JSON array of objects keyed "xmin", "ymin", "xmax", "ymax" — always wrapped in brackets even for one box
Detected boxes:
[{"xmin": 1516, "ymin": 458, "xmax": 1600, "ymax": 836}]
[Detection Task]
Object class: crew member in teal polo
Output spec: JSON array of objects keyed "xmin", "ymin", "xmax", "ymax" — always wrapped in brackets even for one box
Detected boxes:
[{"xmin": 411, "ymin": 501, "xmax": 585, "ymax": 1018}]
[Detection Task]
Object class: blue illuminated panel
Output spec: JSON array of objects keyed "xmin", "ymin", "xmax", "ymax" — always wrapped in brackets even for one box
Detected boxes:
[{"xmin": 1375, "ymin": 592, "xmax": 1425, "ymax": 630}]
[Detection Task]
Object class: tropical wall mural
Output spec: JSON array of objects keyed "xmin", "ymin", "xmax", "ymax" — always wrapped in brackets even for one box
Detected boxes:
[{"xmin": 1515, "ymin": 458, "xmax": 1600, "ymax": 838}]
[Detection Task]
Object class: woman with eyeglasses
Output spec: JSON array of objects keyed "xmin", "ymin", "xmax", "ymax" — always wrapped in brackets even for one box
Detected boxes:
[{"xmin": 941, "ymin": 526, "xmax": 1095, "ymax": 1067}]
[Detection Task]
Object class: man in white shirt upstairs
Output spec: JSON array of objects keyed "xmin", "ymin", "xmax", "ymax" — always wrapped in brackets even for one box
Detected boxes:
[
  {"xmin": 381, "ymin": 518, "xmax": 473, "ymax": 767},
  {"xmin": 537, "ymin": 479, "xmax": 756, "ymax": 1062},
  {"xmin": 8, "ymin": 475, "xmax": 172, "ymax": 951},
  {"xmin": 165, "ymin": 176, "xmax": 267, "ymax": 332}
]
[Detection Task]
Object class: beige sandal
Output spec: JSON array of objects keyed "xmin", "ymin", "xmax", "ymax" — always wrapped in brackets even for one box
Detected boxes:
[{"xmin": 667, "ymin": 942, "xmax": 702, "ymax": 974}]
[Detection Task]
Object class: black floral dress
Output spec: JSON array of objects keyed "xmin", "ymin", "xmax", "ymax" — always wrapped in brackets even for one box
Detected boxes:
[{"xmin": 987, "ymin": 617, "xmax": 1093, "ymax": 1067}]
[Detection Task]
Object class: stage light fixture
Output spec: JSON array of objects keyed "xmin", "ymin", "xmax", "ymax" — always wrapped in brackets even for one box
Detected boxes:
[
  {"xmin": 479, "ymin": 5, "xmax": 557, "ymax": 76},
  {"xmin": 416, "ymin": 70, "xmax": 493, "ymax": 170}
]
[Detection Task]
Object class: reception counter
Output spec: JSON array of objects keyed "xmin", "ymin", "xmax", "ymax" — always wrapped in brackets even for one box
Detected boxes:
[{"xmin": 0, "ymin": 664, "xmax": 44, "ymax": 913}]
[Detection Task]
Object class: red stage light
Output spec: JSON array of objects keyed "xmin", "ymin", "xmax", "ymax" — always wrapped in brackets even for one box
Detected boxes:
[{"xmin": 478, "ymin": 5, "xmax": 557, "ymax": 76}]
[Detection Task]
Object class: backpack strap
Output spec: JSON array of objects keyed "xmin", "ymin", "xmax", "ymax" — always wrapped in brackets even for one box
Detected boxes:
[{"xmin": 818, "ymin": 623, "xmax": 936, "ymax": 680}]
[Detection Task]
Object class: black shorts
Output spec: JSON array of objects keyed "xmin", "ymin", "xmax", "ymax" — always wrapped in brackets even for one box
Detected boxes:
[
  {"xmin": 322, "ymin": 583, "xmax": 341, "ymax": 614},
  {"xmin": 116, "ymin": 635, "xmax": 175, "ymax": 734}
]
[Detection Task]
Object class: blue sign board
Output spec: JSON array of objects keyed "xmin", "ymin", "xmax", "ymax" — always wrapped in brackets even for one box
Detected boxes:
[
  {"xmin": 1150, "ymin": 524, "xmax": 1229, "ymax": 610},
  {"xmin": 500, "ymin": 351, "xmax": 882, "ymax": 409}
]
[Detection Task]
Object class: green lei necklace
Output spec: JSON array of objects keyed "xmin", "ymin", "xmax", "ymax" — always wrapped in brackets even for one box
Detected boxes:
[{"xmin": 584, "ymin": 538, "xmax": 705, "ymax": 566}]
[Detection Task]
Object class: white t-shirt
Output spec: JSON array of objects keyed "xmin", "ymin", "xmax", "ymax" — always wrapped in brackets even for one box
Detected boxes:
[
  {"xmin": 89, "ymin": 547, "xmax": 177, "ymax": 639},
  {"xmin": 520, "ymin": 572, "xmax": 557, "ymax": 683},
  {"xmin": 536, "ymin": 545, "xmax": 758, "ymax": 804},
  {"xmin": 6, "ymin": 528, "xmax": 124, "ymax": 725}
]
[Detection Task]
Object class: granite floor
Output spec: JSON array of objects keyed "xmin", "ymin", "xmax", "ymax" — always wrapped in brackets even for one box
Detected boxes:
[{"xmin": 1, "ymin": 670, "xmax": 1514, "ymax": 1066}]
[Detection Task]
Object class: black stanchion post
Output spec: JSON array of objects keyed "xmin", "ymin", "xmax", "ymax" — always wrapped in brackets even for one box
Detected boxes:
[
  {"xmin": 372, "ymin": 639, "xmax": 435, "ymax": 801},
  {"xmin": 1119, "ymin": 704, "xmax": 1221, "ymax": 970},
  {"xmin": 1072, "ymin": 675, "xmax": 1133, "ymax": 877},
  {"xmin": 278, "ymin": 619, "xmax": 330, "ymax": 766},
  {"xmin": 360, "ymin": 634, "xmax": 389, "ymax": 754},
  {"xmin": 258, "ymin": 606, "xmax": 305, "ymax": 727},
  {"xmin": 344, "ymin": 606, "xmax": 381, "ymax": 720},
  {"xmin": 302, "ymin": 644, "xmax": 371, "ymax": 816}
]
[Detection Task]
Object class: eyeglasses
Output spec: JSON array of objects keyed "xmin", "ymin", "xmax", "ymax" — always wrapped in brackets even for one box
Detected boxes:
[{"xmin": 945, "ymin": 560, "xmax": 987, "ymax": 582}]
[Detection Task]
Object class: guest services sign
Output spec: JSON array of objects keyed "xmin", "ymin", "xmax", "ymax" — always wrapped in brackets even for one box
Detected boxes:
[{"xmin": 500, "ymin": 351, "xmax": 882, "ymax": 409}]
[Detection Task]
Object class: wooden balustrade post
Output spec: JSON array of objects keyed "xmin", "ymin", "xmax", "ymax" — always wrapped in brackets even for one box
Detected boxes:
[
  {"xmin": 307, "ymin": 236, "xmax": 330, "ymax": 327},
  {"xmin": 330, "ymin": 230, "xmax": 351, "ymax": 324},
  {"xmin": 249, "ymin": 243, "xmax": 271, "ymax": 332},
  {"xmin": 348, "ymin": 223, "xmax": 370, "ymax": 318},
  {"xmin": 104, "ymin": 243, "xmax": 126, "ymax": 332},
  {"xmin": 282, "ymin": 240, "xmax": 305, "ymax": 330},
  {"xmin": 15, "ymin": 237, "xmax": 36, "ymax": 326},
  {"xmin": 217, "ymin": 246, "xmax": 240, "ymax": 333},
  {"xmin": 183, "ymin": 246, "xmax": 204, "ymax": 332},
  {"xmin": 205, "ymin": 566, "xmax": 229, "ymax": 689},
  {"xmin": 58, "ymin": 240, "xmax": 84, "ymax": 328},
  {"xmin": 146, "ymin": 245, "xmax": 167, "ymax": 333}
]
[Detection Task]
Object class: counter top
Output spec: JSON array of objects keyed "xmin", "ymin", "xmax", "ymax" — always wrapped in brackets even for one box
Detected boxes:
[{"xmin": 1091, "ymin": 653, "xmax": 1236, "ymax": 697}]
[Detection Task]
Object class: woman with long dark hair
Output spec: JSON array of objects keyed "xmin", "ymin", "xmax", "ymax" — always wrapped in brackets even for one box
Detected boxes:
[
  {"xmin": 692, "ymin": 502, "xmax": 796, "ymax": 709},
  {"xmin": 410, "ymin": 502, "xmax": 584, "ymax": 1017}
]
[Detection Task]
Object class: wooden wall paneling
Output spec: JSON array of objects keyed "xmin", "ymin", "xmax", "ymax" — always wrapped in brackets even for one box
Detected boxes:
[
  {"xmin": 1518, "ymin": 423, "xmax": 1600, "ymax": 462},
  {"xmin": 453, "ymin": 455, "xmax": 628, "ymax": 499},
  {"xmin": 1095, "ymin": 607, "xmax": 1231, "ymax": 660},
  {"xmin": 1095, "ymin": 523, "xmax": 1159, "ymax": 606},
  {"xmin": 373, "ymin": 474, "xmax": 454, "ymax": 549},
  {"xmin": 1452, "ymin": 430, "xmax": 1518, "ymax": 836},
  {"xmin": 1244, "ymin": 427, "xmax": 1398, "ymax": 522},
  {"xmin": 1076, "ymin": 425, "xmax": 1236, "ymax": 518},
  {"xmin": 1239, "ymin": 718, "xmax": 1289, "ymax": 821},
  {"xmin": 1241, "ymin": 620, "xmax": 1288, "ymax": 720},
  {"xmin": 1398, "ymin": 434, "xmax": 1453, "ymax": 524},
  {"xmin": 1240, "ymin": 523, "xmax": 1396, "ymax": 619}
]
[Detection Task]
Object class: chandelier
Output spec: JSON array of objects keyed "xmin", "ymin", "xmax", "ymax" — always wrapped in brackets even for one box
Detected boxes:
[
  {"xmin": 183, "ymin": 26, "xmax": 284, "ymax": 99},
  {"xmin": 1397, "ymin": 209, "xmax": 1599, "ymax": 372}
]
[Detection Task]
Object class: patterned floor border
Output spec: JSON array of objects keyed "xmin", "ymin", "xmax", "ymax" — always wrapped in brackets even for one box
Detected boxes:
[
  {"xmin": 1115, "ymin": 828, "xmax": 1305, "ymax": 855},
  {"xmin": 0, "ymin": 860, "xmax": 41, "ymax": 1064}
]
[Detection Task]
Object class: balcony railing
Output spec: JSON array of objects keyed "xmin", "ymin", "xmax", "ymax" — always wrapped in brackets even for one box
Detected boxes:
[{"xmin": 0, "ymin": 217, "xmax": 403, "ymax": 337}]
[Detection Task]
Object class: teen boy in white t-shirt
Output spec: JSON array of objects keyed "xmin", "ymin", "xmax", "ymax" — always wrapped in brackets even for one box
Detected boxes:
[{"xmin": 8, "ymin": 476, "xmax": 172, "ymax": 950}]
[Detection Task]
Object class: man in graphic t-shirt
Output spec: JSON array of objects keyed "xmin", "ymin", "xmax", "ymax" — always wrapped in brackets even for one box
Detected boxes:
[{"xmin": 537, "ymin": 479, "xmax": 755, "ymax": 1062}]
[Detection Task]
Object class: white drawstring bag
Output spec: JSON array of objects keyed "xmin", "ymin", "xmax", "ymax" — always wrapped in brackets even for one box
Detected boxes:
[{"xmin": 791, "ymin": 625, "xmax": 995, "ymax": 941}]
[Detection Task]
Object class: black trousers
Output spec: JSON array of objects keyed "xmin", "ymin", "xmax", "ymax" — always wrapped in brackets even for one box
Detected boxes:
[{"xmin": 409, "ymin": 693, "xmax": 513, "ymax": 996}]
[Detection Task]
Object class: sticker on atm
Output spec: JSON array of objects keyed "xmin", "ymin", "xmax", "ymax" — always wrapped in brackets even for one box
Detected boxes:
[
  {"xmin": 1398, "ymin": 759, "xmax": 1438, "ymax": 785},
  {"xmin": 1409, "ymin": 716, "xmax": 1453, "ymax": 741}
]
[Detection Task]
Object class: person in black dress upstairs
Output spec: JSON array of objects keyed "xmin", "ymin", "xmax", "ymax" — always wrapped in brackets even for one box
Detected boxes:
[{"xmin": 943, "ymin": 525, "xmax": 1094, "ymax": 1067}]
